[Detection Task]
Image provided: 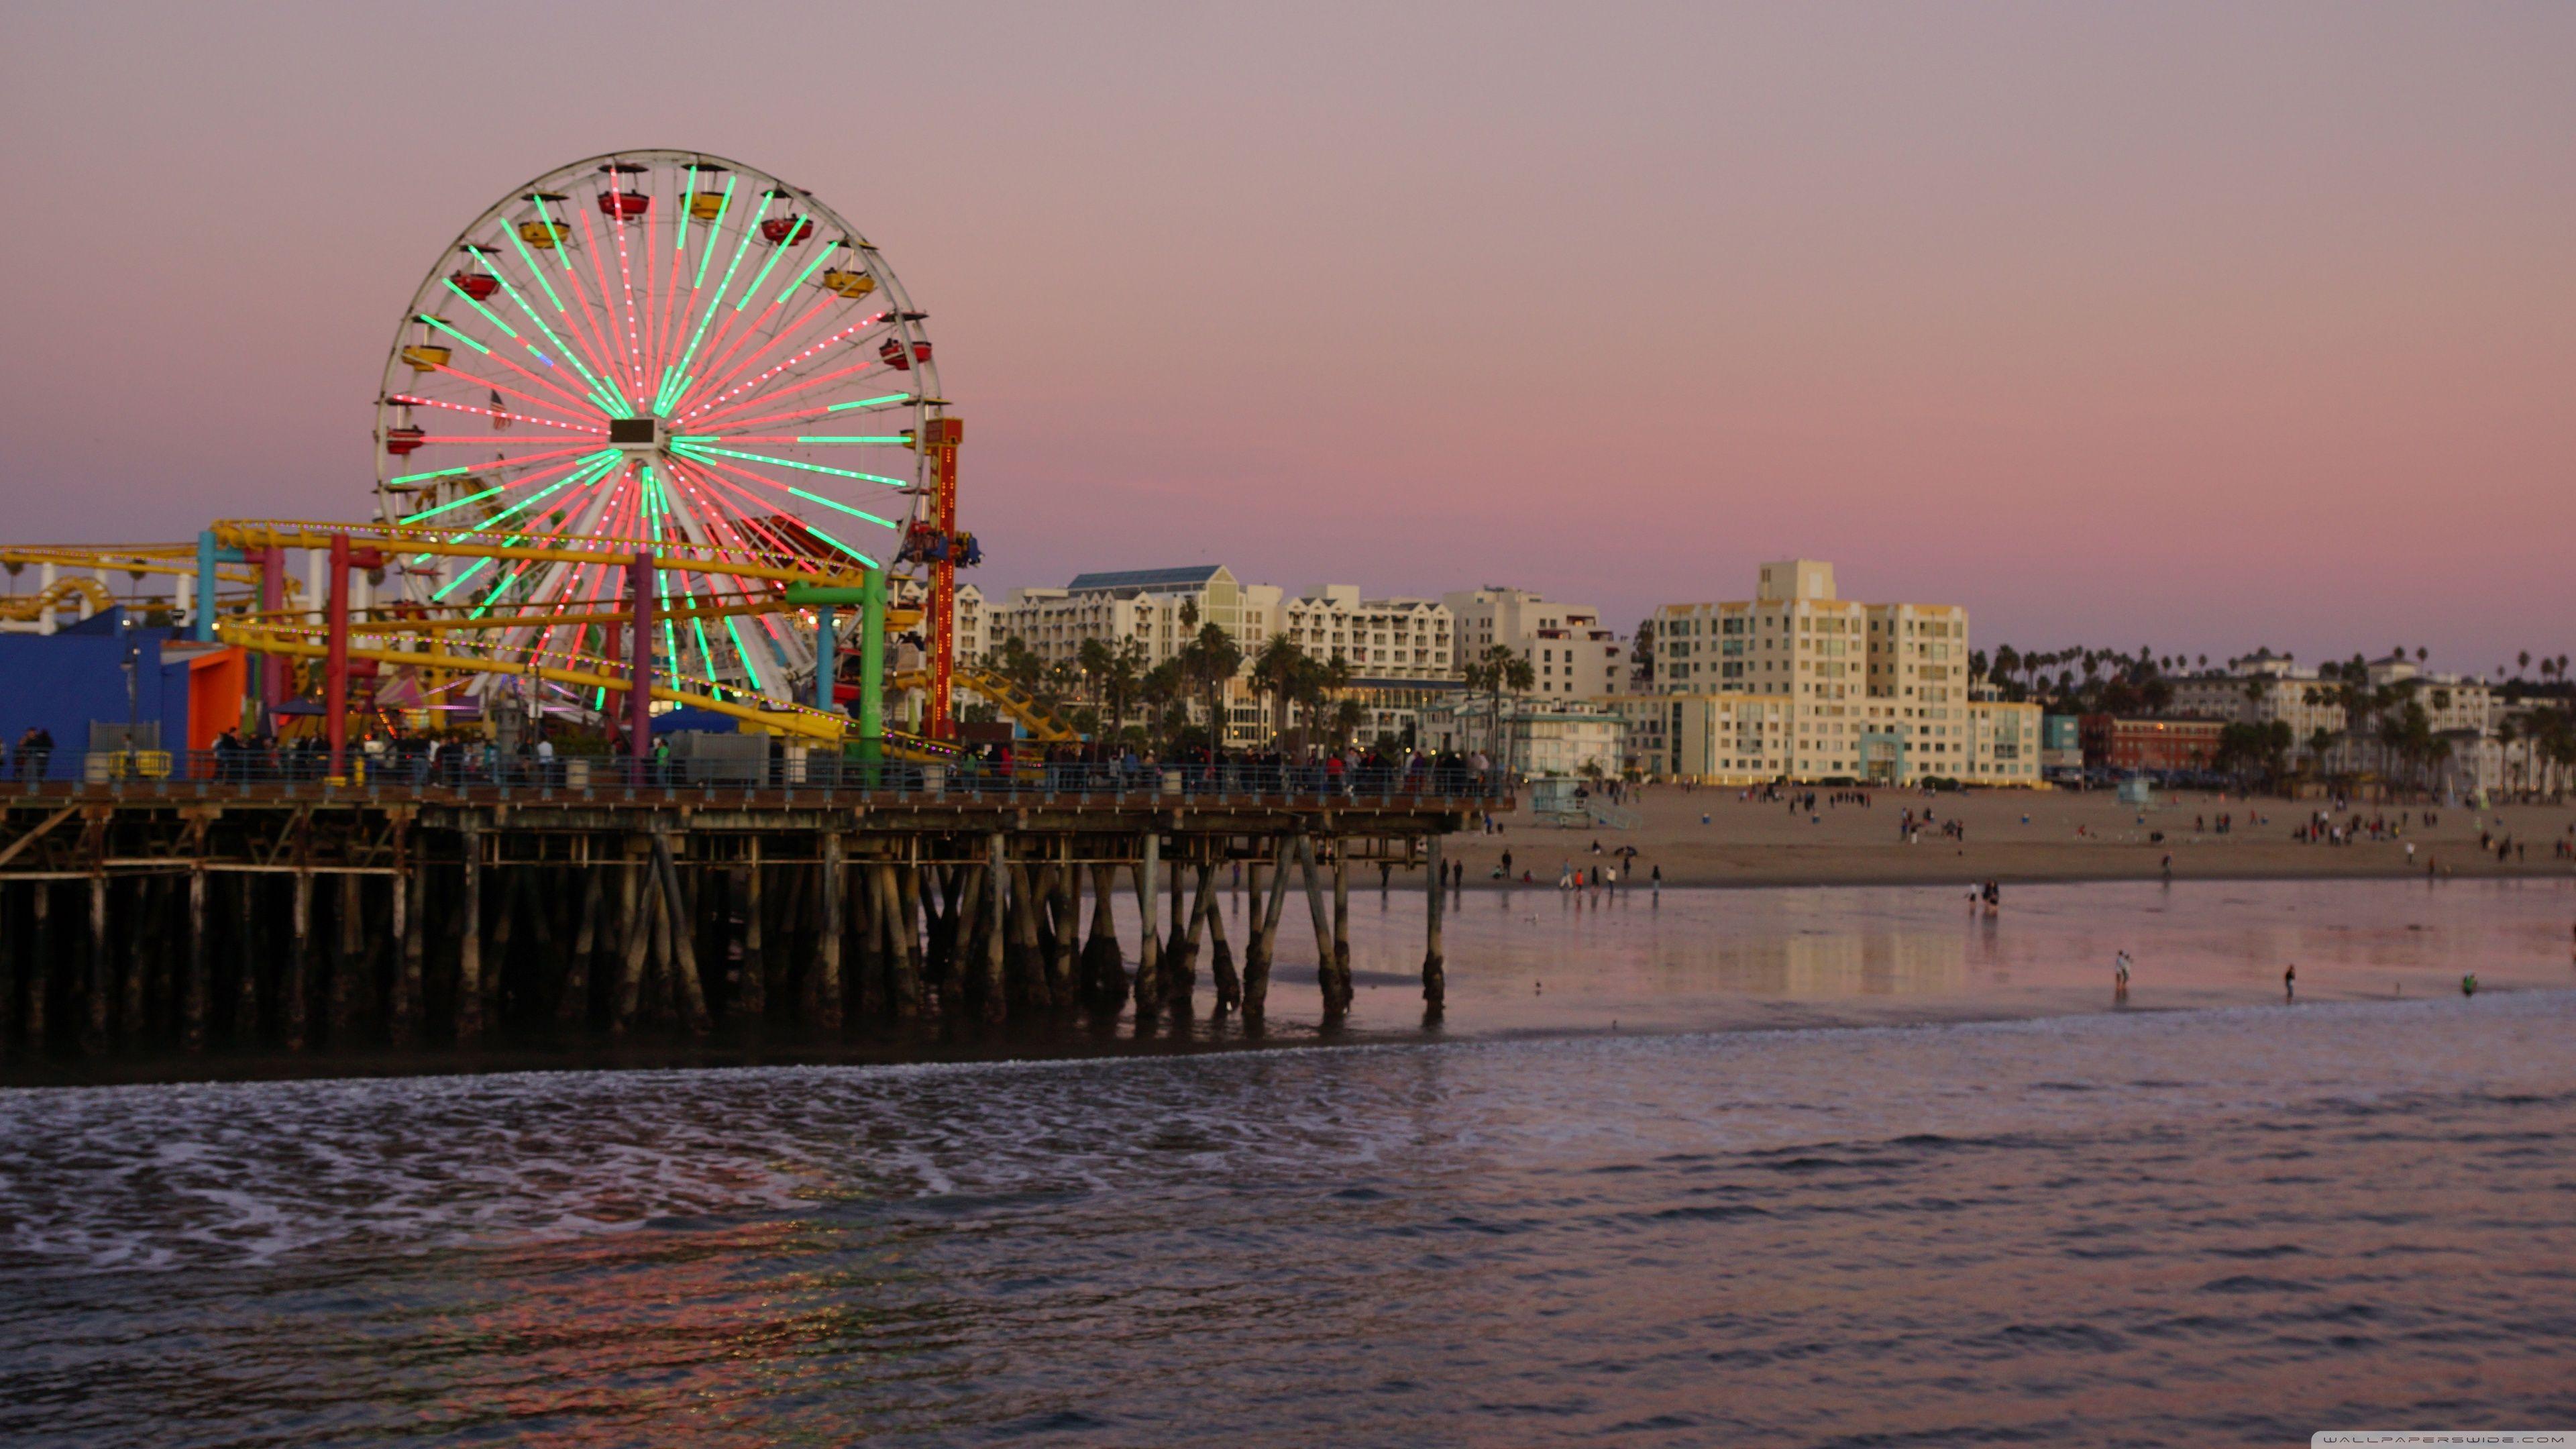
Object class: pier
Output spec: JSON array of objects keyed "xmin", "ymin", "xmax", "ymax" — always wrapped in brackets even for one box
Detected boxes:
[{"xmin": 0, "ymin": 763, "xmax": 1498, "ymax": 1063}]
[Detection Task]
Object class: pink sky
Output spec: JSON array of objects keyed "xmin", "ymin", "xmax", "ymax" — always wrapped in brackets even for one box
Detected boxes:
[{"xmin": 2, "ymin": 3, "xmax": 2567, "ymax": 674}]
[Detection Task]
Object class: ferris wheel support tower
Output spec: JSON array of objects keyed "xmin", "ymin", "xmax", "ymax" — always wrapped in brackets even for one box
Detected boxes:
[{"xmin": 925, "ymin": 416, "xmax": 962, "ymax": 740}]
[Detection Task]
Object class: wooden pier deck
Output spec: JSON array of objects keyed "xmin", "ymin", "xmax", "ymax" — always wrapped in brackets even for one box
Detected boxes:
[{"xmin": 0, "ymin": 771, "xmax": 1499, "ymax": 1064}]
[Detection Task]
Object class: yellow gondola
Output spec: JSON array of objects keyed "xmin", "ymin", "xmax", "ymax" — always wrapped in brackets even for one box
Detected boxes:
[
  {"xmin": 818, "ymin": 268, "xmax": 877, "ymax": 299},
  {"xmin": 400, "ymin": 344, "xmax": 452, "ymax": 373},
  {"xmin": 518, "ymin": 219, "xmax": 572, "ymax": 248},
  {"xmin": 688, "ymin": 192, "xmax": 727, "ymax": 221}
]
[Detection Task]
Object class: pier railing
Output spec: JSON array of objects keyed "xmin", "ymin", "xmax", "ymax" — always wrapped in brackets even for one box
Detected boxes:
[{"xmin": 5, "ymin": 748, "xmax": 1514, "ymax": 808}]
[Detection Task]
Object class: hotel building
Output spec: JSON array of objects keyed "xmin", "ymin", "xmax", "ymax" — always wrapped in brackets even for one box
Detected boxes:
[{"xmin": 1631, "ymin": 559, "xmax": 2037, "ymax": 786}]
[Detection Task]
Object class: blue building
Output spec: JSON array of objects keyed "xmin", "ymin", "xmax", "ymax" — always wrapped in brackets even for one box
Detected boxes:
[{"xmin": 0, "ymin": 609, "xmax": 246, "ymax": 773}]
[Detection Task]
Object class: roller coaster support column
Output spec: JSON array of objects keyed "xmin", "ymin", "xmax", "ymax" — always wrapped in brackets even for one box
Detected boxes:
[
  {"xmin": 628, "ymin": 552, "xmax": 655, "ymax": 771},
  {"xmin": 195, "ymin": 531, "xmax": 219, "ymax": 643},
  {"xmin": 257, "ymin": 545, "xmax": 286, "ymax": 724},
  {"xmin": 325, "ymin": 535, "xmax": 352, "ymax": 779},
  {"xmin": 925, "ymin": 416, "xmax": 963, "ymax": 741},
  {"xmin": 812, "ymin": 604, "xmax": 836, "ymax": 711},
  {"xmin": 859, "ymin": 563, "xmax": 887, "ymax": 766}
]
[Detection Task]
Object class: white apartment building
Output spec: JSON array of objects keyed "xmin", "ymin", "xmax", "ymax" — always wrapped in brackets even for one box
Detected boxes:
[
  {"xmin": 1278, "ymin": 586, "xmax": 1453, "ymax": 680},
  {"xmin": 1640, "ymin": 560, "xmax": 1982, "ymax": 784},
  {"xmin": 993, "ymin": 565, "xmax": 1283, "ymax": 669},
  {"xmin": 1612, "ymin": 690, "xmax": 2039, "ymax": 786},
  {"xmin": 1442, "ymin": 586, "xmax": 1624, "ymax": 699},
  {"xmin": 1427, "ymin": 698, "xmax": 1625, "ymax": 777},
  {"xmin": 2171, "ymin": 649, "xmax": 2491, "ymax": 755}
]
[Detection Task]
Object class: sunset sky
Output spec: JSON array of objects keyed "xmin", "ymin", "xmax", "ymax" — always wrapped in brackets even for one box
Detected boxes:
[{"xmin": 3, "ymin": 3, "xmax": 2567, "ymax": 672}]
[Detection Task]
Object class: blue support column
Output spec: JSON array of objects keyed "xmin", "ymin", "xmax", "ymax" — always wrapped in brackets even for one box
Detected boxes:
[
  {"xmin": 814, "ymin": 604, "xmax": 837, "ymax": 710},
  {"xmin": 195, "ymin": 531, "xmax": 219, "ymax": 643}
]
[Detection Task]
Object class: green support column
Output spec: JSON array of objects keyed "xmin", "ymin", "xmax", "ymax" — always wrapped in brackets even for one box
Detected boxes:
[
  {"xmin": 784, "ymin": 580, "xmax": 888, "ymax": 771},
  {"xmin": 859, "ymin": 564, "xmax": 887, "ymax": 766}
]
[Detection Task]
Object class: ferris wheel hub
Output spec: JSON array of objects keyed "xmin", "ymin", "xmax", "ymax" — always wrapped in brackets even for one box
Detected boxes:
[{"xmin": 608, "ymin": 416, "xmax": 666, "ymax": 456}]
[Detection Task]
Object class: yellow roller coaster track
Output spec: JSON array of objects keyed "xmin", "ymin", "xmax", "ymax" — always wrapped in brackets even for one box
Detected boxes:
[
  {"xmin": 892, "ymin": 665, "xmax": 1081, "ymax": 743},
  {"xmin": 219, "ymin": 621, "xmax": 959, "ymax": 763},
  {"xmin": 0, "ymin": 576, "xmax": 114, "ymax": 622},
  {"xmin": 211, "ymin": 520, "xmax": 874, "ymax": 591}
]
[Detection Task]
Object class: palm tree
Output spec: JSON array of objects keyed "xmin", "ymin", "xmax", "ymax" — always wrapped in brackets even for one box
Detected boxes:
[
  {"xmin": 1177, "ymin": 622, "xmax": 1242, "ymax": 749},
  {"xmin": 1250, "ymin": 633, "xmax": 1308, "ymax": 745},
  {"xmin": 1098, "ymin": 639, "xmax": 1144, "ymax": 743},
  {"xmin": 1138, "ymin": 658, "xmax": 1184, "ymax": 745},
  {"xmin": 1461, "ymin": 644, "xmax": 1534, "ymax": 768},
  {"xmin": 1075, "ymin": 637, "xmax": 1114, "ymax": 709},
  {"xmin": 1330, "ymin": 698, "xmax": 1367, "ymax": 749}
]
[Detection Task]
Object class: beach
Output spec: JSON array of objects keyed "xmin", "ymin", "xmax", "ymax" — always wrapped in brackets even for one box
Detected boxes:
[{"xmin": 1450, "ymin": 784, "xmax": 2576, "ymax": 890}]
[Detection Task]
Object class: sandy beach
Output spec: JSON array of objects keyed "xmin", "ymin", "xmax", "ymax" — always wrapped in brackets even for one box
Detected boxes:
[{"xmin": 1450, "ymin": 785, "xmax": 2576, "ymax": 890}]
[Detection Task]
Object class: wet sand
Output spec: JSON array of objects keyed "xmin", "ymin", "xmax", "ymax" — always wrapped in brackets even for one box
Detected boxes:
[{"xmin": 1450, "ymin": 785, "xmax": 2576, "ymax": 889}]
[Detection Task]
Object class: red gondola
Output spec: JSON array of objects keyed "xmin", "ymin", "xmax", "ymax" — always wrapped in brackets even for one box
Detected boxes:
[
  {"xmin": 384, "ymin": 425, "xmax": 426, "ymax": 457},
  {"xmin": 760, "ymin": 215, "xmax": 814, "ymax": 245},
  {"xmin": 597, "ymin": 190, "xmax": 651, "ymax": 220},
  {"xmin": 449, "ymin": 270, "xmax": 500, "ymax": 301},
  {"xmin": 877, "ymin": 337, "xmax": 932, "ymax": 370}
]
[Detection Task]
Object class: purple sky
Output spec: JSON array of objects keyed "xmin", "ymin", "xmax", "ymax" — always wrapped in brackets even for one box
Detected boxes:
[{"xmin": 3, "ymin": 3, "xmax": 2568, "ymax": 674}]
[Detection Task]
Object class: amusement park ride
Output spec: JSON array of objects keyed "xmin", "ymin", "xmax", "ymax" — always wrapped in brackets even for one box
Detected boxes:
[{"xmin": 4, "ymin": 151, "xmax": 1069, "ymax": 764}]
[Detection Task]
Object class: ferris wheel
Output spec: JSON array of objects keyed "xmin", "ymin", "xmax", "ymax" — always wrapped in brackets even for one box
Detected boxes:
[{"xmin": 370, "ymin": 150, "xmax": 959, "ymax": 715}]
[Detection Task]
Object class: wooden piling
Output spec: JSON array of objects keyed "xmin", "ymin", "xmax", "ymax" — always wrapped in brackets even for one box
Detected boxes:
[
  {"xmin": 561, "ymin": 867, "xmax": 601, "ymax": 1024},
  {"xmin": 876, "ymin": 864, "xmax": 918, "ymax": 1018},
  {"xmin": 1007, "ymin": 861, "xmax": 1048, "ymax": 1012},
  {"xmin": 897, "ymin": 863, "xmax": 928, "ymax": 1016},
  {"xmin": 1083, "ymin": 863, "xmax": 1126, "ymax": 1013},
  {"xmin": 331, "ymin": 874, "xmax": 361, "ymax": 1042},
  {"xmin": 1243, "ymin": 837, "xmax": 1293, "ymax": 1019},
  {"xmin": 28, "ymin": 884, "xmax": 51, "ymax": 1046},
  {"xmin": 1332, "ymin": 841, "xmax": 1350, "ymax": 1005},
  {"xmin": 1201, "ymin": 863, "xmax": 1240, "ymax": 1012},
  {"xmin": 394, "ymin": 856, "xmax": 423, "ymax": 1045},
  {"xmin": 1131, "ymin": 832, "xmax": 1161, "ymax": 1016},
  {"xmin": 1, "ymin": 885, "xmax": 17, "ymax": 1058},
  {"xmin": 1296, "ymin": 835, "xmax": 1342, "ymax": 1016},
  {"xmin": 981, "ymin": 833, "xmax": 1008, "ymax": 1024},
  {"xmin": 737, "ymin": 842, "xmax": 766, "ymax": 1022},
  {"xmin": 612, "ymin": 850, "xmax": 648, "ymax": 1034},
  {"xmin": 232, "ymin": 874, "xmax": 258, "ymax": 1044},
  {"xmin": 1048, "ymin": 845, "xmax": 1077, "ymax": 1006},
  {"xmin": 818, "ymin": 832, "xmax": 845, "ymax": 1032},
  {"xmin": 184, "ymin": 866, "xmax": 209, "ymax": 1052},
  {"xmin": 655, "ymin": 833, "xmax": 712, "ymax": 1035},
  {"xmin": 1165, "ymin": 845, "xmax": 1196, "ymax": 1010},
  {"xmin": 455, "ymin": 822, "xmax": 483, "ymax": 1044},
  {"xmin": 121, "ymin": 876, "xmax": 151, "ymax": 1045},
  {"xmin": 280, "ymin": 867, "xmax": 311, "ymax": 1051},
  {"xmin": 85, "ymin": 872, "xmax": 110, "ymax": 1053},
  {"xmin": 1422, "ymin": 832, "xmax": 1446, "ymax": 1008}
]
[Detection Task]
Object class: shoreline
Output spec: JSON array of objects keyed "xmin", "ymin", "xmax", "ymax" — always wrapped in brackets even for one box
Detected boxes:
[{"xmin": 11, "ymin": 871, "xmax": 2568, "ymax": 1092}]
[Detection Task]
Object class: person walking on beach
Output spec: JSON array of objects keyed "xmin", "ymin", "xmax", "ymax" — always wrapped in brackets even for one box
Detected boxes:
[
  {"xmin": 2283, "ymin": 963, "xmax": 2296, "ymax": 1002},
  {"xmin": 1650, "ymin": 863, "xmax": 1661, "ymax": 901},
  {"xmin": 2114, "ymin": 951, "xmax": 2131, "ymax": 1000}
]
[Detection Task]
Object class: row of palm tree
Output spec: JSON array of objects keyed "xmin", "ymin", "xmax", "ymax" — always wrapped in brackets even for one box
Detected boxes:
[{"xmin": 977, "ymin": 604, "xmax": 1389, "ymax": 753}]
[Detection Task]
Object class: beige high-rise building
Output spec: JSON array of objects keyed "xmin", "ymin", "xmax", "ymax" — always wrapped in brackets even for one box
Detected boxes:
[
  {"xmin": 1634, "ymin": 559, "xmax": 2021, "ymax": 785},
  {"xmin": 1441, "ymin": 586, "xmax": 1624, "ymax": 699}
]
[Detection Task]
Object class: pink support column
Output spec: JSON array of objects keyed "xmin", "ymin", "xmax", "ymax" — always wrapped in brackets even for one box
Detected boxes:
[
  {"xmin": 256, "ymin": 547, "xmax": 286, "ymax": 718},
  {"xmin": 629, "ymin": 552, "xmax": 655, "ymax": 768},
  {"xmin": 325, "ymin": 535, "xmax": 352, "ymax": 777}
]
